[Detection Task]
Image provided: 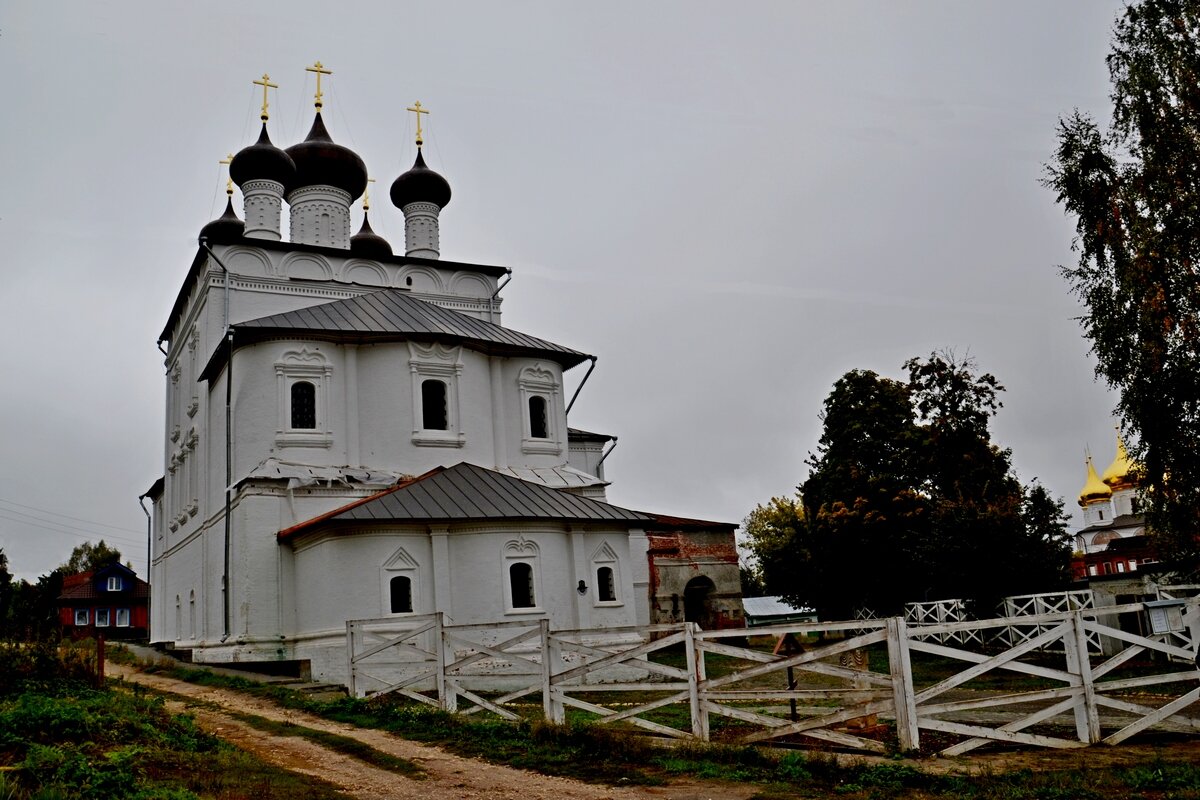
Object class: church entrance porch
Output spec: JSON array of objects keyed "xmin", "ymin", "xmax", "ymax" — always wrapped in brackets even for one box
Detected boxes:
[{"xmin": 683, "ymin": 575, "xmax": 717, "ymax": 630}]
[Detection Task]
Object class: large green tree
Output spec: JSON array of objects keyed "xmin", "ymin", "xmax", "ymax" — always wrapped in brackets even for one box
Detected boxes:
[
  {"xmin": 1046, "ymin": 0, "xmax": 1200, "ymax": 569},
  {"xmin": 744, "ymin": 353, "xmax": 1072, "ymax": 618},
  {"xmin": 61, "ymin": 540, "xmax": 123, "ymax": 574}
]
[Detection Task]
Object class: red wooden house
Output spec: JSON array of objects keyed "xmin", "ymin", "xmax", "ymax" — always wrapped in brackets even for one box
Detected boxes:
[{"xmin": 57, "ymin": 563, "xmax": 150, "ymax": 640}]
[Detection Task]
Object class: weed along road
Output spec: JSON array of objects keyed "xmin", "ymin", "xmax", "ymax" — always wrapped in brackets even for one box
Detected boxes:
[{"xmin": 110, "ymin": 664, "xmax": 757, "ymax": 800}]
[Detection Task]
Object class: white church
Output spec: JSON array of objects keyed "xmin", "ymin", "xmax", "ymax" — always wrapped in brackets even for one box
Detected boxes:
[{"xmin": 145, "ymin": 70, "xmax": 738, "ymax": 682}]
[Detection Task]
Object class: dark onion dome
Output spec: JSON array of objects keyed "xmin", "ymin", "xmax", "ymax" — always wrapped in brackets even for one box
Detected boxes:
[
  {"xmin": 349, "ymin": 213, "xmax": 393, "ymax": 258},
  {"xmin": 285, "ymin": 112, "xmax": 368, "ymax": 199},
  {"xmin": 390, "ymin": 148, "xmax": 451, "ymax": 209},
  {"xmin": 230, "ymin": 123, "xmax": 296, "ymax": 190},
  {"xmin": 199, "ymin": 197, "xmax": 245, "ymax": 244}
]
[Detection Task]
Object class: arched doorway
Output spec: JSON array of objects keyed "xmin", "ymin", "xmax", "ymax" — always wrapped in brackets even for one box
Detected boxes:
[{"xmin": 683, "ymin": 575, "xmax": 717, "ymax": 629}]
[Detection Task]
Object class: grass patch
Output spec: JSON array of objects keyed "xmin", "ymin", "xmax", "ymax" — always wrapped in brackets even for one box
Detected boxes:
[
  {"xmin": 226, "ymin": 709, "xmax": 425, "ymax": 779},
  {"xmin": 0, "ymin": 642, "xmax": 349, "ymax": 799},
  {"xmin": 137, "ymin": 658, "xmax": 1200, "ymax": 799}
]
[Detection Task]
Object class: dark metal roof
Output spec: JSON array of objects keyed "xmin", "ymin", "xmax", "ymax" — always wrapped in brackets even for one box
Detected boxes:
[
  {"xmin": 199, "ymin": 288, "xmax": 591, "ymax": 381},
  {"xmin": 642, "ymin": 512, "xmax": 737, "ymax": 531},
  {"xmin": 278, "ymin": 462, "xmax": 652, "ymax": 541},
  {"xmin": 567, "ymin": 427, "xmax": 615, "ymax": 444},
  {"xmin": 160, "ymin": 241, "xmax": 511, "ymax": 344},
  {"xmin": 1078, "ymin": 513, "xmax": 1144, "ymax": 535}
]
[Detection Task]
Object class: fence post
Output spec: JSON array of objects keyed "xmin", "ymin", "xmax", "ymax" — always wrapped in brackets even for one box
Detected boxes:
[
  {"xmin": 1064, "ymin": 611, "xmax": 1100, "ymax": 743},
  {"xmin": 541, "ymin": 619, "xmax": 564, "ymax": 723},
  {"xmin": 683, "ymin": 622, "xmax": 708, "ymax": 740},
  {"xmin": 346, "ymin": 620, "xmax": 357, "ymax": 698},
  {"xmin": 1183, "ymin": 597, "xmax": 1200, "ymax": 665},
  {"xmin": 436, "ymin": 612, "xmax": 457, "ymax": 713},
  {"xmin": 886, "ymin": 616, "xmax": 919, "ymax": 752},
  {"xmin": 95, "ymin": 633, "xmax": 106, "ymax": 689}
]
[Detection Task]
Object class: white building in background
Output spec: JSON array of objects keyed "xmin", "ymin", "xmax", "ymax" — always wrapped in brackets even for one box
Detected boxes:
[
  {"xmin": 1076, "ymin": 434, "xmax": 1144, "ymax": 556},
  {"xmin": 145, "ymin": 74, "xmax": 738, "ymax": 683}
]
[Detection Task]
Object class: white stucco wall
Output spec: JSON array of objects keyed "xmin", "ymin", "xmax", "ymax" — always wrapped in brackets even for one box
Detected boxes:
[{"xmin": 150, "ymin": 240, "xmax": 619, "ymax": 677}]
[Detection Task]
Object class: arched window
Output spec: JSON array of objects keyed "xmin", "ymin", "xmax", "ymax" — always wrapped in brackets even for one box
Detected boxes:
[
  {"xmin": 528, "ymin": 396, "xmax": 548, "ymax": 439},
  {"xmin": 421, "ymin": 380, "xmax": 448, "ymax": 430},
  {"xmin": 509, "ymin": 562, "xmax": 535, "ymax": 608},
  {"xmin": 188, "ymin": 590, "xmax": 196, "ymax": 638},
  {"xmin": 291, "ymin": 381, "xmax": 316, "ymax": 429},
  {"xmin": 597, "ymin": 566, "xmax": 616, "ymax": 602},
  {"xmin": 389, "ymin": 575, "xmax": 413, "ymax": 614}
]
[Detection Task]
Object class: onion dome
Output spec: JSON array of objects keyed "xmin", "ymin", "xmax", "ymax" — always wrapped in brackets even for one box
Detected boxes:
[
  {"xmin": 1078, "ymin": 456, "xmax": 1113, "ymax": 507},
  {"xmin": 1101, "ymin": 435, "xmax": 1137, "ymax": 489},
  {"xmin": 350, "ymin": 213, "xmax": 392, "ymax": 258},
  {"xmin": 285, "ymin": 112, "xmax": 368, "ymax": 199},
  {"xmin": 390, "ymin": 148, "xmax": 452, "ymax": 209},
  {"xmin": 199, "ymin": 197, "xmax": 244, "ymax": 244},
  {"xmin": 230, "ymin": 123, "xmax": 296, "ymax": 190}
]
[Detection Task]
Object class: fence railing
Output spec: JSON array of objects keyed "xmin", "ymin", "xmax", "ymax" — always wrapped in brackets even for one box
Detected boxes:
[{"xmin": 346, "ymin": 597, "xmax": 1200, "ymax": 755}]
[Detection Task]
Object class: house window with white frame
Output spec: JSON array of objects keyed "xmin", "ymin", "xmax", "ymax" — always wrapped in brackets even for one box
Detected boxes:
[
  {"xmin": 74, "ymin": 609, "xmax": 88, "ymax": 626},
  {"xmin": 116, "ymin": 608, "xmax": 131, "ymax": 627},
  {"xmin": 274, "ymin": 347, "xmax": 333, "ymax": 447},
  {"xmin": 518, "ymin": 364, "xmax": 561, "ymax": 455},
  {"xmin": 95, "ymin": 608, "xmax": 110, "ymax": 627},
  {"xmin": 503, "ymin": 536, "xmax": 542, "ymax": 613},
  {"xmin": 409, "ymin": 342, "xmax": 464, "ymax": 447},
  {"xmin": 107, "ymin": 576, "xmax": 122, "ymax": 592}
]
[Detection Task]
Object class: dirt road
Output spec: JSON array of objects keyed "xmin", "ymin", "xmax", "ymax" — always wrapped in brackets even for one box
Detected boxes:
[{"xmin": 110, "ymin": 665, "xmax": 757, "ymax": 800}]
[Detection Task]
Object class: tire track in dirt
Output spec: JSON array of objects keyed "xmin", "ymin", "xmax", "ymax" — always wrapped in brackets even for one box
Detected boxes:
[{"xmin": 111, "ymin": 665, "xmax": 756, "ymax": 800}]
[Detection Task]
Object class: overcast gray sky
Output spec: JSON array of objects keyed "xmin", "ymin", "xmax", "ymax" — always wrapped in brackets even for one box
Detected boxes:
[{"xmin": 0, "ymin": 1, "xmax": 1127, "ymax": 581}]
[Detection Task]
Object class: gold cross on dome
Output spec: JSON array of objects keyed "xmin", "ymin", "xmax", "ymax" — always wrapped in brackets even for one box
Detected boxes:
[
  {"xmin": 406, "ymin": 100, "xmax": 429, "ymax": 146},
  {"xmin": 253, "ymin": 73, "xmax": 277, "ymax": 121},
  {"xmin": 306, "ymin": 61, "xmax": 332, "ymax": 109},
  {"xmin": 363, "ymin": 177, "xmax": 375, "ymax": 211},
  {"xmin": 219, "ymin": 153, "xmax": 234, "ymax": 195}
]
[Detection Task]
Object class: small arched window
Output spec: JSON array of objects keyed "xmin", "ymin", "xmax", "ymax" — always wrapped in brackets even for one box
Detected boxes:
[
  {"xmin": 597, "ymin": 566, "xmax": 616, "ymax": 602},
  {"xmin": 389, "ymin": 575, "xmax": 413, "ymax": 613},
  {"xmin": 422, "ymin": 380, "xmax": 448, "ymax": 430},
  {"xmin": 509, "ymin": 562, "xmax": 535, "ymax": 608},
  {"xmin": 291, "ymin": 381, "xmax": 316, "ymax": 429},
  {"xmin": 528, "ymin": 396, "xmax": 548, "ymax": 439}
]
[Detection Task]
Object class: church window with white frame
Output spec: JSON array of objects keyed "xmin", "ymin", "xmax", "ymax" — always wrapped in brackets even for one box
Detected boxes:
[
  {"xmin": 590, "ymin": 541, "xmax": 622, "ymax": 606},
  {"xmin": 275, "ymin": 347, "xmax": 333, "ymax": 447},
  {"xmin": 528, "ymin": 396, "xmax": 548, "ymax": 439},
  {"xmin": 290, "ymin": 381, "xmax": 317, "ymax": 429},
  {"xmin": 421, "ymin": 380, "xmax": 448, "ymax": 430},
  {"xmin": 389, "ymin": 576, "xmax": 413, "ymax": 613},
  {"xmin": 509, "ymin": 563, "xmax": 535, "ymax": 608},
  {"xmin": 518, "ymin": 364, "xmax": 561, "ymax": 454},
  {"xmin": 381, "ymin": 546, "xmax": 419, "ymax": 615},
  {"xmin": 409, "ymin": 342, "xmax": 464, "ymax": 447},
  {"xmin": 503, "ymin": 536, "xmax": 542, "ymax": 613}
]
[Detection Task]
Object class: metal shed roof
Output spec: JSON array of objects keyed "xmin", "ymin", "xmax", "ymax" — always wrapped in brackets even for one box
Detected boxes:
[
  {"xmin": 200, "ymin": 289, "xmax": 592, "ymax": 380},
  {"xmin": 278, "ymin": 462, "xmax": 652, "ymax": 540}
]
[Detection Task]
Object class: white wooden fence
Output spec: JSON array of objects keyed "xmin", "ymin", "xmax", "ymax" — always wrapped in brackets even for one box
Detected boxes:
[{"xmin": 346, "ymin": 597, "xmax": 1200, "ymax": 755}]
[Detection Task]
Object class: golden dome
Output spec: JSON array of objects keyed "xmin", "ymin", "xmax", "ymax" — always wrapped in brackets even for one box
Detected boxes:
[
  {"xmin": 1078, "ymin": 455, "xmax": 1113, "ymax": 506},
  {"xmin": 1101, "ymin": 433, "xmax": 1137, "ymax": 489}
]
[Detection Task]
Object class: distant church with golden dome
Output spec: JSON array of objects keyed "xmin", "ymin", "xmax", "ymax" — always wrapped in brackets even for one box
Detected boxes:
[{"xmin": 1074, "ymin": 433, "xmax": 1150, "ymax": 578}]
